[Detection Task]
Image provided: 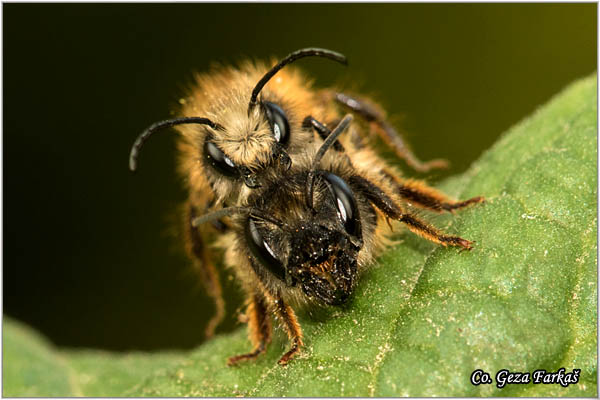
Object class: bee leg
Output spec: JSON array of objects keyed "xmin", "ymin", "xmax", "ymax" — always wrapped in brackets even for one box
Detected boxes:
[
  {"xmin": 271, "ymin": 297, "xmax": 304, "ymax": 366},
  {"xmin": 331, "ymin": 91, "xmax": 448, "ymax": 172},
  {"xmin": 227, "ymin": 294, "xmax": 272, "ymax": 366},
  {"xmin": 396, "ymin": 213, "xmax": 474, "ymax": 250},
  {"xmin": 382, "ymin": 170, "xmax": 484, "ymax": 213},
  {"xmin": 350, "ymin": 175, "xmax": 474, "ymax": 250},
  {"xmin": 187, "ymin": 204, "xmax": 225, "ymax": 339},
  {"xmin": 302, "ymin": 116, "xmax": 345, "ymax": 152}
]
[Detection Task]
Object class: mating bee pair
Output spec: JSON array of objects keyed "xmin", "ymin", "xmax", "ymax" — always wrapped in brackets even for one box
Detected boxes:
[{"xmin": 130, "ymin": 48, "xmax": 483, "ymax": 366}]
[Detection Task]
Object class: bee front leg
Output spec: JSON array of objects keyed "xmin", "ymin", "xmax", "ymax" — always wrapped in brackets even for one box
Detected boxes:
[
  {"xmin": 271, "ymin": 296, "xmax": 304, "ymax": 366},
  {"xmin": 227, "ymin": 294, "xmax": 272, "ymax": 366}
]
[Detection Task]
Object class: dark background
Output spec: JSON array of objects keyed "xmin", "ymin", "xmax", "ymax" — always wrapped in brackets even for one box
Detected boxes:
[{"xmin": 4, "ymin": 4, "xmax": 596, "ymax": 351}]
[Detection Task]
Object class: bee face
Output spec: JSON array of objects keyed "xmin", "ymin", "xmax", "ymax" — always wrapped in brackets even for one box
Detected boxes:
[
  {"xmin": 202, "ymin": 97, "xmax": 293, "ymax": 189},
  {"xmin": 289, "ymin": 172, "xmax": 363, "ymax": 305},
  {"xmin": 243, "ymin": 170, "xmax": 364, "ymax": 306},
  {"xmin": 287, "ymin": 222, "xmax": 360, "ymax": 305}
]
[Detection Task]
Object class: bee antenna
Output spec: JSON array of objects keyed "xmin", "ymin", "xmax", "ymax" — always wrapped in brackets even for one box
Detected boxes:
[
  {"xmin": 191, "ymin": 207, "xmax": 288, "ymax": 229},
  {"xmin": 305, "ymin": 114, "xmax": 353, "ymax": 209},
  {"xmin": 129, "ymin": 117, "xmax": 222, "ymax": 172},
  {"xmin": 248, "ymin": 48, "xmax": 348, "ymax": 114},
  {"xmin": 191, "ymin": 207, "xmax": 249, "ymax": 227}
]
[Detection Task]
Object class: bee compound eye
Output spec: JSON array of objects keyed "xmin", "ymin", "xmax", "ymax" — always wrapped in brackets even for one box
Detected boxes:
[
  {"xmin": 263, "ymin": 102, "xmax": 290, "ymax": 145},
  {"xmin": 322, "ymin": 172, "xmax": 361, "ymax": 237},
  {"xmin": 204, "ymin": 140, "xmax": 239, "ymax": 177},
  {"xmin": 245, "ymin": 217, "xmax": 286, "ymax": 281}
]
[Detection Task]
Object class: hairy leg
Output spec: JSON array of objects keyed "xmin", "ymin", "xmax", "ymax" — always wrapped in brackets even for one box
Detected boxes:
[
  {"xmin": 270, "ymin": 296, "xmax": 304, "ymax": 366},
  {"xmin": 228, "ymin": 294, "xmax": 272, "ymax": 366},
  {"xmin": 349, "ymin": 175, "xmax": 475, "ymax": 250},
  {"xmin": 331, "ymin": 91, "xmax": 448, "ymax": 172},
  {"xmin": 382, "ymin": 170, "xmax": 484, "ymax": 213}
]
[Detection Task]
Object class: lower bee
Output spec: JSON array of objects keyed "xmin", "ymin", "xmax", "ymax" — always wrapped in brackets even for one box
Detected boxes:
[{"xmin": 194, "ymin": 115, "xmax": 484, "ymax": 366}]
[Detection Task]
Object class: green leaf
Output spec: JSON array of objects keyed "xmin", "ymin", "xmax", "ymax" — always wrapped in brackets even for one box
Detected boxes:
[
  {"xmin": 3, "ymin": 319, "xmax": 186, "ymax": 397},
  {"xmin": 3, "ymin": 75, "xmax": 597, "ymax": 397},
  {"xmin": 3, "ymin": 318, "xmax": 79, "ymax": 396}
]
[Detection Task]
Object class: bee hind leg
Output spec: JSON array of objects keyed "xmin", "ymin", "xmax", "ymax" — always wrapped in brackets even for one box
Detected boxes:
[
  {"xmin": 397, "ymin": 213, "xmax": 474, "ymax": 250},
  {"xmin": 228, "ymin": 294, "xmax": 272, "ymax": 366},
  {"xmin": 350, "ymin": 175, "xmax": 475, "ymax": 250},
  {"xmin": 331, "ymin": 91, "xmax": 448, "ymax": 172},
  {"xmin": 383, "ymin": 170, "xmax": 484, "ymax": 213}
]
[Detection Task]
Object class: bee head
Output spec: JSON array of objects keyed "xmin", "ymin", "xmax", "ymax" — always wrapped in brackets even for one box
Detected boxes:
[
  {"xmin": 289, "ymin": 170, "xmax": 363, "ymax": 305},
  {"xmin": 202, "ymin": 99, "xmax": 292, "ymax": 189},
  {"xmin": 208, "ymin": 47, "xmax": 346, "ymax": 186},
  {"xmin": 242, "ymin": 169, "xmax": 363, "ymax": 307}
]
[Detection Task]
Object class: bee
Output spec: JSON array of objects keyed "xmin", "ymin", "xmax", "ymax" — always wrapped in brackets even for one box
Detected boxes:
[
  {"xmin": 129, "ymin": 48, "xmax": 348, "ymax": 337},
  {"xmin": 128, "ymin": 48, "xmax": 450, "ymax": 339},
  {"xmin": 193, "ymin": 115, "xmax": 484, "ymax": 366}
]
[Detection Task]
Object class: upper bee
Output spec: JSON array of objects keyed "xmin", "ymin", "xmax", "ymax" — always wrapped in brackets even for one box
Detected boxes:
[{"xmin": 130, "ymin": 48, "xmax": 347, "ymax": 202}]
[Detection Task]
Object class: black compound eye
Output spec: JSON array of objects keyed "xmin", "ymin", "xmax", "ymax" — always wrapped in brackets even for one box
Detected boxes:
[
  {"xmin": 245, "ymin": 218, "xmax": 286, "ymax": 281},
  {"xmin": 204, "ymin": 140, "xmax": 239, "ymax": 177},
  {"xmin": 322, "ymin": 172, "xmax": 361, "ymax": 237},
  {"xmin": 263, "ymin": 102, "xmax": 290, "ymax": 145}
]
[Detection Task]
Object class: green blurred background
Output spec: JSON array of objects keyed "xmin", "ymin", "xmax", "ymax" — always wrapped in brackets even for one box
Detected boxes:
[{"xmin": 4, "ymin": 4, "xmax": 596, "ymax": 351}]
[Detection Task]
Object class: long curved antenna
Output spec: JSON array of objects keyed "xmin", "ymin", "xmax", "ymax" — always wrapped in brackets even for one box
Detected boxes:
[
  {"xmin": 129, "ymin": 117, "xmax": 222, "ymax": 172},
  {"xmin": 248, "ymin": 48, "xmax": 347, "ymax": 113},
  {"xmin": 191, "ymin": 206, "xmax": 287, "ymax": 229},
  {"xmin": 305, "ymin": 114, "xmax": 353, "ymax": 209}
]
